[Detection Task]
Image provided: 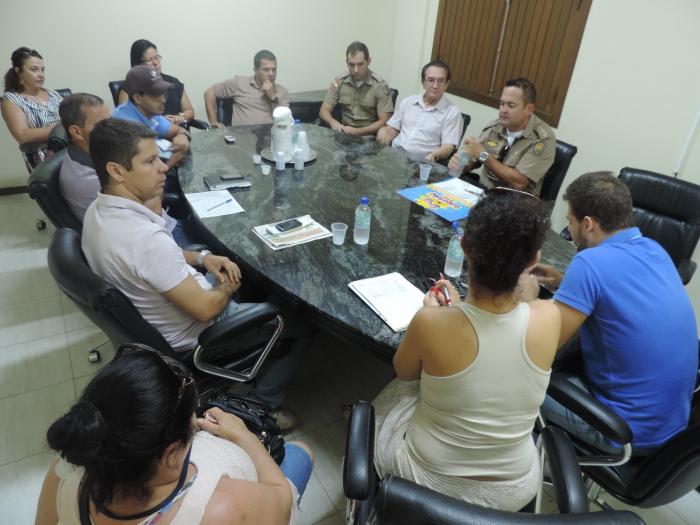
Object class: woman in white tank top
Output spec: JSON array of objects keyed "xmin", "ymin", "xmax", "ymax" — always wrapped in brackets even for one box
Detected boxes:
[{"xmin": 373, "ymin": 188, "xmax": 561, "ymax": 511}]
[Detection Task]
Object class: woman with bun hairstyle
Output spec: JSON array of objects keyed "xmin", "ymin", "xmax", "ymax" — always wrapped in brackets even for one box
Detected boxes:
[
  {"xmin": 35, "ymin": 344, "xmax": 313, "ymax": 525},
  {"xmin": 372, "ymin": 188, "xmax": 561, "ymax": 511},
  {"xmin": 1, "ymin": 47, "xmax": 62, "ymax": 165}
]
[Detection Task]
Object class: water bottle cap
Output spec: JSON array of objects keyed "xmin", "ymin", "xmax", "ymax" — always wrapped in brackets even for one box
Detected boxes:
[
  {"xmin": 452, "ymin": 221, "xmax": 459, "ymax": 231},
  {"xmin": 294, "ymin": 118, "xmax": 301, "ymax": 124},
  {"xmin": 360, "ymin": 196, "xmax": 369, "ymax": 205}
]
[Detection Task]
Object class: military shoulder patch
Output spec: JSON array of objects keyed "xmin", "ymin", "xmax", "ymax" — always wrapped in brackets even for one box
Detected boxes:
[{"xmin": 533, "ymin": 141, "xmax": 545, "ymax": 156}]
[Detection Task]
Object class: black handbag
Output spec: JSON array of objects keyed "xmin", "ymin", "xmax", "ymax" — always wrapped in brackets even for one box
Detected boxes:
[{"xmin": 198, "ymin": 391, "xmax": 286, "ymax": 464}]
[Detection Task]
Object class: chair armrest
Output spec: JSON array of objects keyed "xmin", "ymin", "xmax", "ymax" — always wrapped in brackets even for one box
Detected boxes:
[
  {"xmin": 198, "ymin": 302, "xmax": 279, "ymax": 348},
  {"xmin": 375, "ymin": 475, "xmax": 645, "ymax": 525},
  {"xmin": 193, "ymin": 302, "xmax": 283, "ymax": 383},
  {"xmin": 343, "ymin": 401, "xmax": 376, "ymax": 500},
  {"xmin": 677, "ymin": 259, "xmax": 696, "ymax": 285},
  {"xmin": 187, "ymin": 118, "xmax": 210, "ymax": 131},
  {"xmin": 547, "ymin": 373, "xmax": 633, "ymax": 446},
  {"xmin": 540, "ymin": 426, "xmax": 588, "ymax": 514}
]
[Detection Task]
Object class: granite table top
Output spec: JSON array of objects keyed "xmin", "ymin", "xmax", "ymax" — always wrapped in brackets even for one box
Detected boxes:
[{"xmin": 180, "ymin": 124, "xmax": 576, "ymax": 361}]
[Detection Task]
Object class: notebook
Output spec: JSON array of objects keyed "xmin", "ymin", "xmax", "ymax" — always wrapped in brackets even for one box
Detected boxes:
[
  {"xmin": 204, "ymin": 174, "xmax": 252, "ymax": 191},
  {"xmin": 348, "ymin": 273, "xmax": 424, "ymax": 332}
]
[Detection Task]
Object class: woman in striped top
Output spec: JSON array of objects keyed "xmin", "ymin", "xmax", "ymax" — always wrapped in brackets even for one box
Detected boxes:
[{"xmin": 1, "ymin": 47, "xmax": 62, "ymax": 165}]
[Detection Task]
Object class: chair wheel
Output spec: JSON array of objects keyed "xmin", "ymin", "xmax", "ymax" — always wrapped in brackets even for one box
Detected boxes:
[
  {"xmin": 88, "ymin": 349, "xmax": 102, "ymax": 363},
  {"xmin": 36, "ymin": 219, "xmax": 46, "ymax": 230}
]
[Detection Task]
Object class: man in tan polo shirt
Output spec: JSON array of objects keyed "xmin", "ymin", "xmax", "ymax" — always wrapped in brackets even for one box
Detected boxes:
[
  {"xmin": 448, "ymin": 78, "xmax": 555, "ymax": 196},
  {"xmin": 204, "ymin": 49, "xmax": 289, "ymax": 127},
  {"xmin": 319, "ymin": 41, "xmax": 393, "ymax": 136}
]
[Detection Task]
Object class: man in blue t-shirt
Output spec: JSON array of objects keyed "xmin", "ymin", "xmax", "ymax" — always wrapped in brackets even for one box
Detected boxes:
[
  {"xmin": 113, "ymin": 64, "xmax": 190, "ymax": 171},
  {"xmin": 531, "ymin": 171, "xmax": 697, "ymax": 455}
]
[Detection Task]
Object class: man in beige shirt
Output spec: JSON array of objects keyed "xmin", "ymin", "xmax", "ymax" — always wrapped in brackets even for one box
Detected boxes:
[
  {"xmin": 448, "ymin": 78, "xmax": 555, "ymax": 195},
  {"xmin": 319, "ymin": 41, "xmax": 393, "ymax": 136},
  {"xmin": 204, "ymin": 50, "xmax": 289, "ymax": 127}
]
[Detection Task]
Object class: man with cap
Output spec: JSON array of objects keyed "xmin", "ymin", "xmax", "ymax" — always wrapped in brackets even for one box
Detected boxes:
[
  {"xmin": 113, "ymin": 64, "xmax": 190, "ymax": 170},
  {"xmin": 319, "ymin": 41, "xmax": 393, "ymax": 136}
]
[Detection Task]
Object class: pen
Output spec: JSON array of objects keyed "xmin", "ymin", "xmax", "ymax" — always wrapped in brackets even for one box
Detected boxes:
[
  {"xmin": 207, "ymin": 198, "xmax": 232, "ymax": 212},
  {"xmin": 439, "ymin": 272, "xmax": 453, "ymax": 306}
]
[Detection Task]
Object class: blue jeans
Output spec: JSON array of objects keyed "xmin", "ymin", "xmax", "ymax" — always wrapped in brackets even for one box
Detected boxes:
[
  {"xmin": 540, "ymin": 375, "xmax": 656, "ymax": 456},
  {"xmin": 280, "ymin": 443, "xmax": 313, "ymax": 498},
  {"xmin": 171, "ymin": 221, "xmax": 194, "ymax": 248}
]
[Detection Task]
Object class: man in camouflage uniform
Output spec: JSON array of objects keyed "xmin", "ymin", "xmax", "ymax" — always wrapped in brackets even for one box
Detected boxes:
[
  {"xmin": 319, "ymin": 41, "xmax": 394, "ymax": 137},
  {"xmin": 449, "ymin": 78, "xmax": 555, "ymax": 196}
]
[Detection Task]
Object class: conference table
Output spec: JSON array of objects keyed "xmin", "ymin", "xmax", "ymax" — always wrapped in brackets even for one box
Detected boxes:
[{"xmin": 179, "ymin": 124, "xmax": 575, "ymax": 362}]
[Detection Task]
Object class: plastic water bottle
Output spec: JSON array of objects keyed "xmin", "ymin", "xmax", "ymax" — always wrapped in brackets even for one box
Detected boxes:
[
  {"xmin": 275, "ymin": 151, "xmax": 285, "ymax": 171},
  {"xmin": 293, "ymin": 146, "xmax": 304, "ymax": 171},
  {"xmin": 449, "ymin": 151, "xmax": 470, "ymax": 177},
  {"xmin": 353, "ymin": 196, "xmax": 371, "ymax": 245},
  {"xmin": 292, "ymin": 118, "xmax": 302, "ymax": 145},
  {"xmin": 444, "ymin": 221, "xmax": 464, "ymax": 278}
]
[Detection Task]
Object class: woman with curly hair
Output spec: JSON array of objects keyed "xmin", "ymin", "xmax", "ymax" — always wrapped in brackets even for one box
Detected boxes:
[{"xmin": 372, "ymin": 188, "xmax": 560, "ymax": 511}]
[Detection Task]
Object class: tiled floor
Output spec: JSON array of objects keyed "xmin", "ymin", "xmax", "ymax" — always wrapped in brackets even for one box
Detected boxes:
[{"xmin": 0, "ymin": 192, "xmax": 698, "ymax": 524}]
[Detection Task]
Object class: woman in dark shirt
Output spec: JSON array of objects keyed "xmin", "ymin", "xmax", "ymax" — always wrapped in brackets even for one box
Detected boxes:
[{"xmin": 118, "ymin": 39, "xmax": 195, "ymax": 125}]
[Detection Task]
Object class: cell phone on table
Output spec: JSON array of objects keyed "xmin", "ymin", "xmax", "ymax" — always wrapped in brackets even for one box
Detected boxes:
[
  {"xmin": 275, "ymin": 218, "xmax": 303, "ymax": 232},
  {"xmin": 220, "ymin": 173, "xmax": 244, "ymax": 180},
  {"xmin": 224, "ymin": 135, "xmax": 236, "ymax": 144}
]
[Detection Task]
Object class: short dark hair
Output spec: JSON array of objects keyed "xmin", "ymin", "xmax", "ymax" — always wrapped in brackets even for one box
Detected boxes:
[
  {"xmin": 46, "ymin": 346, "xmax": 196, "ymax": 509},
  {"xmin": 4, "ymin": 47, "xmax": 43, "ymax": 92},
  {"xmin": 421, "ymin": 60, "xmax": 451, "ymax": 82},
  {"xmin": 89, "ymin": 118, "xmax": 157, "ymax": 190},
  {"xmin": 563, "ymin": 171, "xmax": 634, "ymax": 232},
  {"xmin": 462, "ymin": 189, "xmax": 547, "ymax": 296},
  {"xmin": 346, "ymin": 41, "xmax": 370, "ymax": 61},
  {"xmin": 59, "ymin": 93, "xmax": 104, "ymax": 143},
  {"xmin": 130, "ymin": 39, "xmax": 157, "ymax": 67},
  {"xmin": 504, "ymin": 77, "xmax": 537, "ymax": 105},
  {"xmin": 254, "ymin": 49, "xmax": 276, "ymax": 69}
]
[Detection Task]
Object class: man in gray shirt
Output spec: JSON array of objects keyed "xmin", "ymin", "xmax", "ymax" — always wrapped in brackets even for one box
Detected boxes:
[{"xmin": 58, "ymin": 93, "xmax": 192, "ymax": 246}]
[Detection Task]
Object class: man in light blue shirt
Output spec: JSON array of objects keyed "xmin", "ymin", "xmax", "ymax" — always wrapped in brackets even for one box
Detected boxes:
[
  {"xmin": 113, "ymin": 65, "xmax": 190, "ymax": 171},
  {"xmin": 531, "ymin": 171, "xmax": 697, "ymax": 455}
]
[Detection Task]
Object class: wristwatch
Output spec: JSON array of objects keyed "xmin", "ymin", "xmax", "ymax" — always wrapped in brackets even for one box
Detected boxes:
[
  {"xmin": 478, "ymin": 150, "xmax": 490, "ymax": 162},
  {"xmin": 197, "ymin": 250, "xmax": 211, "ymax": 266}
]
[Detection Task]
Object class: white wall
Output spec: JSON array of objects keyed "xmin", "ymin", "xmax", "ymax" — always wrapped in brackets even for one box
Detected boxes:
[{"xmin": 0, "ymin": 0, "xmax": 398, "ymax": 186}]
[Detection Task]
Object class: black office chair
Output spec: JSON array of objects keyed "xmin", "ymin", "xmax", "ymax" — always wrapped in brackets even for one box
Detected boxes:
[
  {"xmin": 289, "ymin": 100, "xmax": 323, "ymax": 124},
  {"xmin": 545, "ymin": 370, "xmax": 700, "ymax": 510},
  {"xmin": 540, "ymin": 140, "xmax": 578, "ymax": 203},
  {"xmin": 27, "ymin": 150, "xmax": 81, "ymax": 231},
  {"xmin": 617, "ymin": 167, "xmax": 700, "ymax": 284},
  {"xmin": 110, "ymin": 80, "xmax": 209, "ymax": 131},
  {"xmin": 48, "ymin": 228, "xmax": 283, "ymax": 394},
  {"xmin": 216, "ymin": 97, "xmax": 234, "ymax": 127},
  {"xmin": 460, "ymin": 112, "xmax": 471, "ymax": 141},
  {"xmin": 344, "ymin": 401, "xmax": 645, "ymax": 525}
]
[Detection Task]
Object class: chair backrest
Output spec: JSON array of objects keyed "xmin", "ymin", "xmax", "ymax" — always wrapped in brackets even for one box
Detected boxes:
[
  {"xmin": 389, "ymin": 88, "xmax": 398, "ymax": 109},
  {"xmin": 540, "ymin": 140, "xmax": 578, "ymax": 202},
  {"xmin": 27, "ymin": 150, "xmax": 82, "ymax": 230},
  {"xmin": 618, "ymin": 167, "xmax": 700, "ymax": 270},
  {"xmin": 216, "ymin": 97, "xmax": 233, "ymax": 127},
  {"xmin": 108, "ymin": 80, "xmax": 123, "ymax": 107},
  {"xmin": 289, "ymin": 100, "xmax": 323, "ymax": 124},
  {"xmin": 47, "ymin": 123, "xmax": 69, "ymax": 152},
  {"xmin": 48, "ymin": 228, "xmax": 177, "ymax": 356},
  {"xmin": 55, "ymin": 88, "xmax": 72, "ymax": 98},
  {"xmin": 460, "ymin": 112, "xmax": 471, "ymax": 142}
]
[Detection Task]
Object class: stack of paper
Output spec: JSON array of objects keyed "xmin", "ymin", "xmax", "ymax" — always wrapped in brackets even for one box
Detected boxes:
[
  {"xmin": 185, "ymin": 190, "xmax": 245, "ymax": 218},
  {"xmin": 253, "ymin": 215, "xmax": 331, "ymax": 250},
  {"xmin": 349, "ymin": 272, "xmax": 424, "ymax": 332}
]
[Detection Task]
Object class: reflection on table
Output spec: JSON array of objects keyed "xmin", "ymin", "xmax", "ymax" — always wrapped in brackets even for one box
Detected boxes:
[{"xmin": 179, "ymin": 124, "xmax": 576, "ymax": 361}]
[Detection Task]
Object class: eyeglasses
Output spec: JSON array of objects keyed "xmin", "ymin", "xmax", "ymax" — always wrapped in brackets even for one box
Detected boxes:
[
  {"xmin": 115, "ymin": 343, "xmax": 194, "ymax": 432},
  {"xmin": 424, "ymin": 77, "xmax": 447, "ymax": 85},
  {"xmin": 142, "ymin": 55, "xmax": 162, "ymax": 65}
]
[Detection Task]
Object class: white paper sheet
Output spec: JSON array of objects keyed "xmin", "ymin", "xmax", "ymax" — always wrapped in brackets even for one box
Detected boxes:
[{"xmin": 185, "ymin": 190, "xmax": 244, "ymax": 218}]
